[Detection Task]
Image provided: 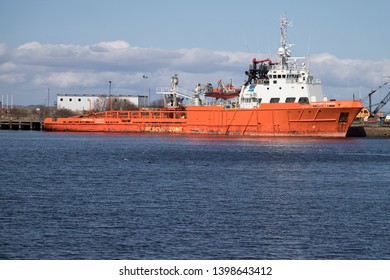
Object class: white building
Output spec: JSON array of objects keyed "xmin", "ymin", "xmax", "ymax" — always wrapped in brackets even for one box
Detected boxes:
[{"xmin": 56, "ymin": 94, "xmax": 148, "ymax": 112}]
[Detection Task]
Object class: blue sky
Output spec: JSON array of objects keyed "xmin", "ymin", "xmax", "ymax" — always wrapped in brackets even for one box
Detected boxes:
[{"xmin": 1, "ymin": 0, "xmax": 390, "ymax": 110}]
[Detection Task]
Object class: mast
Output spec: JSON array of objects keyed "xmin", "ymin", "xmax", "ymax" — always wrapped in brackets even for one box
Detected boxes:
[{"xmin": 277, "ymin": 16, "xmax": 293, "ymax": 69}]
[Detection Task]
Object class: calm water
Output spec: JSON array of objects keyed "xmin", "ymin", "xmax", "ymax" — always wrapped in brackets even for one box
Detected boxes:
[{"xmin": 0, "ymin": 131, "xmax": 389, "ymax": 259}]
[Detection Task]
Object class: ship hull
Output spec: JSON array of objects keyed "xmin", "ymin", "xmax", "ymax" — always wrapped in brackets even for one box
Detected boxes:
[{"xmin": 44, "ymin": 101, "xmax": 363, "ymax": 137}]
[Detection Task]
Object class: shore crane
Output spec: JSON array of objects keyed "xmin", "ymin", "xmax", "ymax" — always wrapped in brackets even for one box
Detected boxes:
[
  {"xmin": 367, "ymin": 79, "xmax": 390, "ymax": 117},
  {"xmin": 371, "ymin": 91, "xmax": 390, "ymax": 116}
]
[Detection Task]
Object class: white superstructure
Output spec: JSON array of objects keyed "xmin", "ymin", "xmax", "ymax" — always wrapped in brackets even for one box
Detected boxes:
[{"xmin": 239, "ymin": 16, "xmax": 325, "ymax": 109}]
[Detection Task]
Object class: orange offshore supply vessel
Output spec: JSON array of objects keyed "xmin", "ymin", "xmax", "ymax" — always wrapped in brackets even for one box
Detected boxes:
[{"xmin": 44, "ymin": 17, "xmax": 363, "ymax": 137}]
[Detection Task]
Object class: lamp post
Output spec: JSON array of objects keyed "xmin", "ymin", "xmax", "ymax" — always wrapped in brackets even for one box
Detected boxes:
[
  {"xmin": 109, "ymin": 81, "xmax": 112, "ymax": 111},
  {"xmin": 143, "ymin": 75, "xmax": 148, "ymax": 107}
]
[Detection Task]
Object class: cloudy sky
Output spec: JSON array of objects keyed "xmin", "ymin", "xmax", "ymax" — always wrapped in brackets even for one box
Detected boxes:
[{"xmin": 1, "ymin": 0, "xmax": 390, "ymax": 111}]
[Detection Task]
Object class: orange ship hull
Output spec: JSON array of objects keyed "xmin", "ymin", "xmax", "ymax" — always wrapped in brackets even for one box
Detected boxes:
[{"xmin": 44, "ymin": 100, "xmax": 363, "ymax": 137}]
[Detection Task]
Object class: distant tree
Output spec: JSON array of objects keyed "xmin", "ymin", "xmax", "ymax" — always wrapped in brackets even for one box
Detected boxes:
[
  {"xmin": 8, "ymin": 107, "xmax": 30, "ymax": 119},
  {"xmin": 54, "ymin": 108, "xmax": 78, "ymax": 117},
  {"xmin": 149, "ymin": 98, "xmax": 165, "ymax": 108},
  {"xmin": 93, "ymin": 96, "xmax": 110, "ymax": 112},
  {"xmin": 111, "ymin": 98, "xmax": 137, "ymax": 110},
  {"xmin": 93, "ymin": 96, "xmax": 138, "ymax": 111}
]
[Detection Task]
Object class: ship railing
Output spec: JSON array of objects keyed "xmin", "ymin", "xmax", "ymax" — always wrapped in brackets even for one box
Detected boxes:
[
  {"xmin": 96, "ymin": 110, "xmax": 187, "ymax": 121},
  {"xmin": 156, "ymin": 87, "xmax": 194, "ymax": 100},
  {"xmin": 311, "ymin": 78, "xmax": 321, "ymax": 85}
]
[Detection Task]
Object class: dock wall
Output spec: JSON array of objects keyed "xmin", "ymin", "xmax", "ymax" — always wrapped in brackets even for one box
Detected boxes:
[
  {"xmin": 347, "ymin": 125, "xmax": 390, "ymax": 137},
  {"xmin": 0, "ymin": 120, "xmax": 43, "ymax": 131}
]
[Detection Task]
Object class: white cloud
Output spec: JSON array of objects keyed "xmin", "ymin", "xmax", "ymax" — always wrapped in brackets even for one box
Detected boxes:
[
  {"xmin": 0, "ymin": 73, "xmax": 26, "ymax": 84},
  {"xmin": 310, "ymin": 53, "xmax": 390, "ymax": 89},
  {"xmin": 0, "ymin": 62, "xmax": 19, "ymax": 72},
  {"xmin": 33, "ymin": 71, "xmax": 143, "ymax": 88},
  {"xmin": 1, "ymin": 40, "xmax": 390, "ymax": 107},
  {"xmin": 89, "ymin": 41, "xmax": 131, "ymax": 52}
]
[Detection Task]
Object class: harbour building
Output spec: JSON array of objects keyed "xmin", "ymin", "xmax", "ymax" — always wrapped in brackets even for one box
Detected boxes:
[{"xmin": 56, "ymin": 94, "xmax": 148, "ymax": 112}]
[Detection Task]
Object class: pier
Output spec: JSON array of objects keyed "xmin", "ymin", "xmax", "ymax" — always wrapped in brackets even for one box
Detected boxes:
[
  {"xmin": 0, "ymin": 120, "xmax": 43, "ymax": 131},
  {"xmin": 0, "ymin": 105, "xmax": 53, "ymax": 131},
  {"xmin": 347, "ymin": 124, "xmax": 390, "ymax": 137}
]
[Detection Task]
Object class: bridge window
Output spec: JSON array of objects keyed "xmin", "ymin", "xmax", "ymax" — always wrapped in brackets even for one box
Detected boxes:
[
  {"xmin": 285, "ymin": 97, "xmax": 296, "ymax": 103},
  {"xmin": 241, "ymin": 98, "xmax": 252, "ymax": 103},
  {"xmin": 270, "ymin": 98, "xmax": 280, "ymax": 103},
  {"xmin": 298, "ymin": 97, "xmax": 309, "ymax": 104}
]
